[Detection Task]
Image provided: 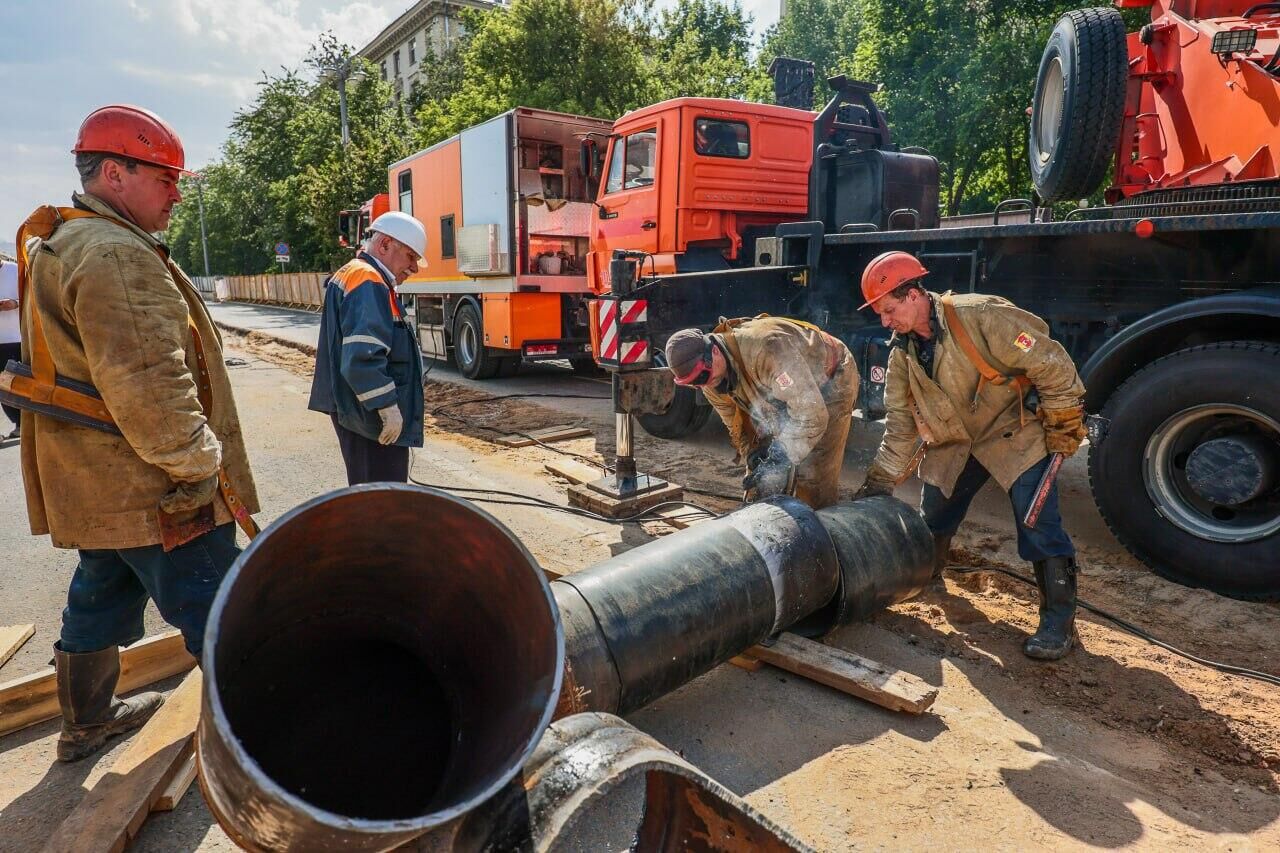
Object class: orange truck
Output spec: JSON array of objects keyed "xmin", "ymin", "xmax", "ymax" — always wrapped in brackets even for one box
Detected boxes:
[{"xmin": 341, "ymin": 108, "xmax": 612, "ymax": 378}]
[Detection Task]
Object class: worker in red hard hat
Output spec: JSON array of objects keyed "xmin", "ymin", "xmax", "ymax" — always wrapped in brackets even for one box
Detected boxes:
[
  {"xmin": 854, "ymin": 250, "xmax": 1087, "ymax": 660},
  {"xmin": 12, "ymin": 104, "xmax": 259, "ymax": 761}
]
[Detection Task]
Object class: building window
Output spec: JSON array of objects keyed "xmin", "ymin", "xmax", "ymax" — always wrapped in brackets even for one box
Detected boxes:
[
  {"xmin": 694, "ymin": 118, "xmax": 750, "ymax": 159},
  {"xmin": 380, "ymin": 61, "xmax": 387, "ymax": 81},
  {"xmin": 409, "ymin": 37, "xmax": 416, "ymax": 65},
  {"xmin": 398, "ymin": 170, "xmax": 413, "ymax": 217},
  {"xmin": 440, "ymin": 215, "xmax": 456, "ymax": 259},
  {"xmin": 393, "ymin": 49, "xmax": 400, "ymax": 75}
]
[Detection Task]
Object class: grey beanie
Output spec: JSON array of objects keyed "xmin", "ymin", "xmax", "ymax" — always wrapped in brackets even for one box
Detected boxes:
[{"xmin": 664, "ymin": 328, "xmax": 709, "ymax": 378}]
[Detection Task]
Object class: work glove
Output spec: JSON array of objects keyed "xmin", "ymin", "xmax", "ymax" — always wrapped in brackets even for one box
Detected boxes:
[
  {"xmin": 158, "ymin": 474, "xmax": 220, "ymax": 515},
  {"xmin": 742, "ymin": 442, "xmax": 794, "ymax": 501},
  {"xmin": 854, "ymin": 460, "xmax": 897, "ymax": 500},
  {"xmin": 1040, "ymin": 405, "xmax": 1088, "ymax": 457},
  {"xmin": 745, "ymin": 442, "xmax": 772, "ymax": 472},
  {"xmin": 377, "ymin": 404, "xmax": 404, "ymax": 446}
]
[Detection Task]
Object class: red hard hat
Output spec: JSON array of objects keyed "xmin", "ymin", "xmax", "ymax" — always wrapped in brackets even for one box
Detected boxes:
[
  {"xmin": 72, "ymin": 104, "xmax": 190, "ymax": 173},
  {"xmin": 859, "ymin": 251, "xmax": 929, "ymax": 309}
]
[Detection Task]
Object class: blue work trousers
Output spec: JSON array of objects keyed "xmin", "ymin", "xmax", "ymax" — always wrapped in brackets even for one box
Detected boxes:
[
  {"xmin": 60, "ymin": 523, "xmax": 240, "ymax": 658},
  {"xmin": 921, "ymin": 454, "xmax": 1074, "ymax": 562}
]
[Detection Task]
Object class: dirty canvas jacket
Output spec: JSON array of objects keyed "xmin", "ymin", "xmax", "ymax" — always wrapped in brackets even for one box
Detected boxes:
[
  {"xmin": 703, "ymin": 316, "xmax": 855, "ymax": 464},
  {"xmin": 873, "ymin": 291, "xmax": 1085, "ymax": 496},
  {"xmin": 20, "ymin": 192, "xmax": 259, "ymax": 549}
]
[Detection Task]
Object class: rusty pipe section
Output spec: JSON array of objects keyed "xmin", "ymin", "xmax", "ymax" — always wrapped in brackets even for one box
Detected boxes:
[
  {"xmin": 198, "ymin": 487, "xmax": 930, "ymax": 851},
  {"xmin": 197, "ymin": 485, "xmax": 563, "ymax": 852},
  {"xmin": 555, "ymin": 494, "xmax": 932, "ymax": 716}
]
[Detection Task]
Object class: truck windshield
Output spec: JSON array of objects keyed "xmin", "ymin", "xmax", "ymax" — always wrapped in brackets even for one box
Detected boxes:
[{"xmin": 605, "ymin": 128, "xmax": 657, "ymax": 193}]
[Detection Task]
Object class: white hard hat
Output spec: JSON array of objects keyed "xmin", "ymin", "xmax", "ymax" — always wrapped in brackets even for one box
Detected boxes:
[{"xmin": 368, "ymin": 211, "xmax": 426, "ymax": 259}]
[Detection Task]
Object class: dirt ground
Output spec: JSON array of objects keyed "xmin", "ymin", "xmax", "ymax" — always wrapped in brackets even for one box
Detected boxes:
[{"xmin": 0, "ymin": 331, "xmax": 1276, "ymax": 851}]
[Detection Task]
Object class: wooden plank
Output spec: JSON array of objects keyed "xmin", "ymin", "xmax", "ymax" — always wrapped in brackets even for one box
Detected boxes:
[
  {"xmin": 0, "ymin": 631, "xmax": 195, "ymax": 739},
  {"xmin": 0, "ymin": 624, "xmax": 35, "ymax": 670},
  {"xmin": 151, "ymin": 753, "xmax": 198, "ymax": 812},
  {"xmin": 544, "ymin": 457, "xmax": 605, "ymax": 485},
  {"xmin": 747, "ymin": 632, "xmax": 938, "ymax": 715},
  {"xmin": 728, "ymin": 652, "xmax": 764, "ymax": 672},
  {"xmin": 44, "ymin": 669, "xmax": 202, "ymax": 853},
  {"xmin": 567, "ymin": 480, "xmax": 685, "ymax": 519},
  {"xmin": 496, "ymin": 425, "xmax": 592, "ymax": 448}
]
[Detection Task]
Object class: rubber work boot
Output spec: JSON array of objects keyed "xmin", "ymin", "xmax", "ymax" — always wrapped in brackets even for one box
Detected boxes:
[
  {"xmin": 1023, "ymin": 557, "xmax": 1078, "ymax": 661},
  {"xmin": 54, "ymin": 644, "xmax": 165, "ymax": 762},
  {"xmin": 931, "ymin": 534, "xmax": 953, "ymax": 579}
]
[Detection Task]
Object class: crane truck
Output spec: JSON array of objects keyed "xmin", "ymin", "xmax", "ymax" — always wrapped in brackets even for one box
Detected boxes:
[{"xmin": 590, "ymin": 1, "xmax": 1280, "ymax": 601}]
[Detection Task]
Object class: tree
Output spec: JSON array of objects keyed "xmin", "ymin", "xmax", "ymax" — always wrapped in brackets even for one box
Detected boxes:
[
  {"xmin": 753, "ymin": 0, "xmax": 865, "ymax": 106},
  {"xmin": 649, "ymin": 0, "xmax": 765, "ymax": 101},
  {"xmin": 414, "ymin": 0, "xmax": 654, "ymax": 147},
  {"xmin": 167, "ymin": 35, "xmax": 410, "ymax": 274}
]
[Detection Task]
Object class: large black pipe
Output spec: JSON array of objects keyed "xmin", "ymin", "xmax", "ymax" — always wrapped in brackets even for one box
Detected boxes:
[
  {"xmin": 197, "ymin": 485, "xmax": 563, "ymax": 852},
  {"xmin": 555, "ymin": 494, "xmax": 931, "ymax": 716},
  {"xmin": 199, "ymin": 487, "xmax": 931, "ymax": 850}
]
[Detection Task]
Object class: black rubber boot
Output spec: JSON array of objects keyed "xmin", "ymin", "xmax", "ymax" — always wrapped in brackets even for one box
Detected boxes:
[
  {"xmin": 1023, "ymin": 557, "xmax": 1078, "ymax": 661},
  {"xmin": 54, "ymin": 644, "xmax": 165, "ymax": 762},
  {"xmin": 931, "ymin": 534, "xmax": 953, "ymax": 579}
]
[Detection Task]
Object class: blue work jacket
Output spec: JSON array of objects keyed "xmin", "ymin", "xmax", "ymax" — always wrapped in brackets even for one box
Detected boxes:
[{"xmin": 308, "ymin": 253, "xmax": 424, "ymax": 447}]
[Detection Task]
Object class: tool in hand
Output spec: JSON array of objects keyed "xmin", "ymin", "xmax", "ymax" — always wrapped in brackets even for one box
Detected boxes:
[{"xmin": 1023, "ymin": 452, "xmax": 1064, "ymax": 529}]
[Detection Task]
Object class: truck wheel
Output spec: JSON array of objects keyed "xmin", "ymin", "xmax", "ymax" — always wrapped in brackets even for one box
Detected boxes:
[
  {"xmin": 637, "ymin": 386, "xmax": 712, "ymax": 439},
  {"xmin": 452, "ymin": 303, "xmax": 500, "ymax": 380},
  {"xmin": 1029, "ymin": 7, "xmax": 1128, "ymax": 203},
  {"xmin": 1089, "ymin": 342, "xmax": 1280, "ymax": 601}
]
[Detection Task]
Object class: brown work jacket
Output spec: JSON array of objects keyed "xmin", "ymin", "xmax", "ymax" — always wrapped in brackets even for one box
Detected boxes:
[
  {"xmin": 19, "ymin": 192, "xmax": 259, "ymax": 549},
  {"xmin": 702, "ymin": 316, "xmax": 856, "ymax": 464},
  {"xmin": 874, "ymin": 291, "xmax": 1085, "ymax": 496}
]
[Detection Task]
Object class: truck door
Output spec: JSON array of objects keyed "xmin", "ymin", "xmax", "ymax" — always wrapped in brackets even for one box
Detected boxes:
[{"xmin": 591, "ymin": 126, "xmax": 660, "ymax": 291}]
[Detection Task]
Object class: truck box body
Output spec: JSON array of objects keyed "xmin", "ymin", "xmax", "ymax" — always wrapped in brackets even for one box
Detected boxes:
[{"xmin": 389, "ymin": 108, "xmax": 612, "ymax": 373}]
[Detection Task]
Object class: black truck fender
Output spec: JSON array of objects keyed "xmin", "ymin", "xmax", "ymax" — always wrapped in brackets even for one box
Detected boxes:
[{"xmin": 1080, "ymin": 286, "xmax": 1280, "ymax": 413}]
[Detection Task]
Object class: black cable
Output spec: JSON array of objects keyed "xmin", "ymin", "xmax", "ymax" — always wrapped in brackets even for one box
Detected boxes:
[{"xmin": 945, "ymin": 564, "xmax": 1280, "ymax": 688}]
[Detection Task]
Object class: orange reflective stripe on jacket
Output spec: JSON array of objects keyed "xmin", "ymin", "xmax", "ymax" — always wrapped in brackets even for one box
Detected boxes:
[{"xmin": 332, "ymin": 258, "xmax": 402, "ymax": 319}]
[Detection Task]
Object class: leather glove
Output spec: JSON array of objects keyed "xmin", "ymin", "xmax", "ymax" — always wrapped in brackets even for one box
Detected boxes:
[
  {"xmin": 377, "ymin": 404, "xmax": 404, "ymax": 445},
  {"xmin": 1040, "ymin": 405, "xmax": 1088, "ymax": 457},
  {"xmin": 159, "ymin": 474, "xmax": 220, "ymax": 515},
  {"xmin": 854, "ymin": 460, "xmax": 897, "ymax": 499},
  {"xmin": 742, "ymin": 443, "xmax": 794, "ymax": 501}
]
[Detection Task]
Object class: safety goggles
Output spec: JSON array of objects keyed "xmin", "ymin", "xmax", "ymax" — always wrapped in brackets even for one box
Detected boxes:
[{"xmin": 671, "ymin": 339, "xmax": 716, "ymax": 387}]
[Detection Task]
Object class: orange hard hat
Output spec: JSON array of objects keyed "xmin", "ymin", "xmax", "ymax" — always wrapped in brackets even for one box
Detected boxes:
[
  {"xmin": 72, "ymin": 104, "xmax": 190, "ymax": 174},
  {"xmin": 859, "ymin": 251, "xmax": 929, "ymax": 309}
]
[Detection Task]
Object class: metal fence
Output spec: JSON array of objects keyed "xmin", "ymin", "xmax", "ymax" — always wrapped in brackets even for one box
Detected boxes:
[{"xmin": 192, "ymin": 272, "xmax": 328, "ymax": 309}]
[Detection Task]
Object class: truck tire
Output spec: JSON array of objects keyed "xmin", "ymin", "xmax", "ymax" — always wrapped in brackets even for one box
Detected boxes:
[
  {"xmin": 1029, "ymin": 7, "xmax": 1128, "ymax": 203},
  {"xmin": 637, "ymin": 386, "xmax": 712, "ymax": 439},
  {"xmin": 1089, "ymin": 342, "xmax": 1280, "ymax": 601},
  {"xmin": 452, "ymin": 303, "xmax": 501, "ymax": 380}
]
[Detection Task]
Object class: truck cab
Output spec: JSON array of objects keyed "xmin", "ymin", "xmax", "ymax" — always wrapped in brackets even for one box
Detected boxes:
[{"xmin": 587, "ymin": 98, "xmax": 814, "ymax": 295}]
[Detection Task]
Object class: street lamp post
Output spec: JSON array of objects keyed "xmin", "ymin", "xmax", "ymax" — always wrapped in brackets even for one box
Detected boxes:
[{"xmin": 194, "ymin": 175, "xmax": 211, "ymax": 278}]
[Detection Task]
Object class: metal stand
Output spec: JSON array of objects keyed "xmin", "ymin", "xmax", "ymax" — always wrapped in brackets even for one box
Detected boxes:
[
  {"xmin": 585, "ymin": 413, "xmax": 668, "ymax": 498},
  {"xmin": 567, "ymin": 377, "xmax": 682, "ymax": 518}
]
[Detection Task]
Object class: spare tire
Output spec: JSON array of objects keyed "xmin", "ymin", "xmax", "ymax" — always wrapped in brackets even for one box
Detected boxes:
[{"xmin": 1029, "ymin": 7, "xmax": 1128, "ymax": 203}]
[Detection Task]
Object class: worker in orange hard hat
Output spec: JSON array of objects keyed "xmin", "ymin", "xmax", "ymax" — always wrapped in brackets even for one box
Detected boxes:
[
  {"xmin": 9, "ymin": 104, "xmax": 258, "ymax": 761},
  {"xmin": 854, "ymin": 250, "xmax": 1087, "ymax": 660}
]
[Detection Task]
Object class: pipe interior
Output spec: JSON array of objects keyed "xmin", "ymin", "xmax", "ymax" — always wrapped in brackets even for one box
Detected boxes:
[{"xmin": 209, "ymin": 487, "xmax": 560, "ymax": 822}]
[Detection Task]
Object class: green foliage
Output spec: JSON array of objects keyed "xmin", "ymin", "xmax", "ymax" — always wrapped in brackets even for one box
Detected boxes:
[
  {"xmin": 168, "ymin": 36, "xmax": 409, "ymax": 275},
  {"xmin": 168, "ymin": 1, "xmax": 1155, "ymax": 274}
]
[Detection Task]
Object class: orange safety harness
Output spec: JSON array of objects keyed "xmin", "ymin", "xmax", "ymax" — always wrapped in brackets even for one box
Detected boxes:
[{"xmin": 0, "ymin": 205, "xmax": 259, "ymax": 544}]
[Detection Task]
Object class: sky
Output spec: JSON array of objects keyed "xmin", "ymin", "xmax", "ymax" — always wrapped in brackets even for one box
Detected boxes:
[{"xmin": 0, "ymin": 0, "xmax": 781, "ymax": 248}]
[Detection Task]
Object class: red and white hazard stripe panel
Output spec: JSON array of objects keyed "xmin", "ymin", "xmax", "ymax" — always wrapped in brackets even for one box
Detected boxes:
[{"xmin": 598, "ymin": 299, "xmax": 647, "ymax": 362}]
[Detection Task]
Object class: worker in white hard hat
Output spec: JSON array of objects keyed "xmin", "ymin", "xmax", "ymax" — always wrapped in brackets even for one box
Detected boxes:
[{"xmin": 308, "ymin": 211, "xmax": 428, "ymax": 483}]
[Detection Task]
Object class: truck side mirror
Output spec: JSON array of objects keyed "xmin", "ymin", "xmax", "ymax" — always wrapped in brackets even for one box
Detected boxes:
[
  {"xmin": 580, "ymin": 138, "xmax": 601, "ymax": 181},
  {"xmin": 337, "ymin": 211, "xmax": 353, "ymax": 248}
]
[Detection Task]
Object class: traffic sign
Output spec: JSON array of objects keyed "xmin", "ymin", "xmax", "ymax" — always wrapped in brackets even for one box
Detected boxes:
[
  {"xmin": 274, "ymin": 241, "xmax": 290, "ymax": 256},
  {"xmin": 275, "ymin": 254, "xmax": 290, "ymax": 264}
]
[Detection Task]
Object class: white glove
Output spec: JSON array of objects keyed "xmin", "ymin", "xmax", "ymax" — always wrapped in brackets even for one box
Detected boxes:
[{"xmin": 377, "ymin": 404, "xmax": 403, "ymax": 445}]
